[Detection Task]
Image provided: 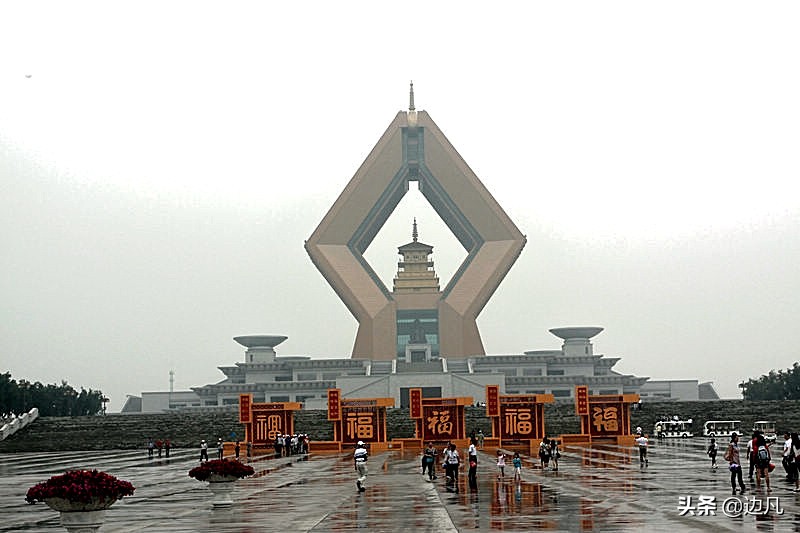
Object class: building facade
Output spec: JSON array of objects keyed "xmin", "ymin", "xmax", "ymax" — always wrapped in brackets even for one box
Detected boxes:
[{"xmin": 124, "ymin": 327, "xmax": 712, "ymax": 414}]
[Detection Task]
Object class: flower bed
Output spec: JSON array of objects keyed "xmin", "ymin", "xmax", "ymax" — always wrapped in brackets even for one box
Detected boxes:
[
  {"xmin": 26, "ymin": 470, "xmax": 135, "ymax": 511},
  {"xmin": 188, "ymin": 459, "xmax": 255, "ymax": 482}
]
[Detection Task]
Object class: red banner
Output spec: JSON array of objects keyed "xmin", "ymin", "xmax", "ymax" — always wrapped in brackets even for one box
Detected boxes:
[
  {"xmin": 589, "ymin": 403, "xmax": 624, "ymax": 436},
  {"xmin": 423, "ymin": 406, "xmax": 456, "ymax": 439},
  {"xmin": 575, "ymin": 385, "xmax": 589, "ymax": 416},
  {"xmin": 252, "ymin": 406, "xmax": 290, "ymax": 443},
  {"xmin": 410, "ymin": 388, "xmax": 422, "ymax": 419},
  {"xmin": 486, "ymin": 385, "xmax": 500, "ymax": 417},
  {"xmin": 500, "ymin": 405, "xmax": 536, "ymax": 439},
  {"xmin": 239, "ymin": 394, "xmax": 252, "ymax": 423},
  {"xmin": 327, "ymin": 389, "xmax": 341, "ymax": 421},
  {"xmin": 343, "ymin": 409, "xmax": 378, "ymax": 442}
]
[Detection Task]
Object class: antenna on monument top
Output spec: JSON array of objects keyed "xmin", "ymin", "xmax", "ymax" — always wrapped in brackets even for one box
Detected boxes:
[{"xmin": 407, "ymin": 81, "xmax": 418, "ymax": 127}]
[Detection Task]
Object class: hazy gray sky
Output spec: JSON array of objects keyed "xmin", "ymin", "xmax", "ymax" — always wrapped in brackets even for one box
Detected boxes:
[{"xmin": 2, "ymin": 2, "xmax": 799, "ymax": 411}]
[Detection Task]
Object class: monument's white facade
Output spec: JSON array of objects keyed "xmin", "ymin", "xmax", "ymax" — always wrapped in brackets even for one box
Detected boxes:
[{"xmin": 124, "ymin": 327, "xmax": 715, "ymax": 414}]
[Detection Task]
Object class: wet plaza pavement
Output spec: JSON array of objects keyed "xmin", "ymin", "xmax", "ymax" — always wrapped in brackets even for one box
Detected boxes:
[{"xmin": 2, "ymin": 439, "xmax": 799, "ymax": 532}]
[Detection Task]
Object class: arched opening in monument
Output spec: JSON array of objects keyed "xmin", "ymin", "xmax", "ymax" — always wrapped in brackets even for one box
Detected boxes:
[{"xmin": 362, "ymin": 181, "xmax": 467, "ymax": 296}]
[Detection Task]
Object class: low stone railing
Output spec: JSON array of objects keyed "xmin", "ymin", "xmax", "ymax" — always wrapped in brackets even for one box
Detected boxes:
[{"xmin": 0, "ymin": 407, "xmax": 39, "ymax": 441}]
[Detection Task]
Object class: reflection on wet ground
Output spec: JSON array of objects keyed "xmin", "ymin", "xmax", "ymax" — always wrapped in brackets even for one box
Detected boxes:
[{"xmin": 1, "ymin": 439, "xmax": 799, "ymax": 531}]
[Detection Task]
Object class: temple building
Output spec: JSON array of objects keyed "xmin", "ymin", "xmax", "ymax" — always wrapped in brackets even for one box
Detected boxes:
[
  {"xmin": 122, "ymin": 86, "xmax": 718, "ymax": 413},
  {"xmin": 127, "ymin": 326, "xmax": 666, "ymax": 413},
  {"xmin": 393, "ymin": 219, "xmax": 440, "ymax": 362}
]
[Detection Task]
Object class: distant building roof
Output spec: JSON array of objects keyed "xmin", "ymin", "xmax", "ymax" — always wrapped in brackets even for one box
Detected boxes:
[
  {"xmin": 120, "ymin": 395, "xmax": 142, "ymax": 413},
  {"xmin": 698, "ymin": 381, "xmax": 721, "ymax": 400}
]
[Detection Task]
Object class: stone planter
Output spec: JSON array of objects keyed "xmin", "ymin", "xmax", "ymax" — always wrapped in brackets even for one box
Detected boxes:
[
  {"xmin": 207, "ymin": 478, "xmax": 237, "ymax": 507},
  {"xmin": 44, "ymin": 497, "xmax": 116, "ymax": 512},
  {"xmin": 58, "ymin": 509, "xmax": 106, "ymax": 533},
  {"xmin": 44, "ymin": 497, "xmax": 116, "ymax": 532}
]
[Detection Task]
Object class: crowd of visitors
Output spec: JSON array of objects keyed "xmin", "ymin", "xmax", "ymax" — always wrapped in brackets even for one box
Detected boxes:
[
  {"xmin": 274, "ymin": 433, "xmax": 309, "ymax": 456},
  {"xmin": 723, "ymin": 429, "xmax": 800, "ymax": 495}
]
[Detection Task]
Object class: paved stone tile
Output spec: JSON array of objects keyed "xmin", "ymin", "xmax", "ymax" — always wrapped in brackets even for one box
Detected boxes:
[{"xmin": 1, "ymin": 440, "xmax": 798, "ymax": 532}]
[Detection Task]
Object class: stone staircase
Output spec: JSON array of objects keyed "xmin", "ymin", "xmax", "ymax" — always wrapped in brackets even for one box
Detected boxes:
[{"xmin": 3, "ymin": 400, "xmax": 799, "ymax": 453}]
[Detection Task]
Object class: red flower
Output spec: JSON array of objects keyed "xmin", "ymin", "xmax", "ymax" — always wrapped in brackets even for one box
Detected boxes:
[
  {"xmin": 26, "ymin": 470, "xmax": 135, "ymax": 506},
  {"xmin": 188, "ymin": 459, "xmax": 255, "ymax": 481}
]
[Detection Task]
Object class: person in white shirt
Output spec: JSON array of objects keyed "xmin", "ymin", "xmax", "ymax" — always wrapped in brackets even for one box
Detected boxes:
[
  {"xmin": 707, "ymin": 438, "xmax": 718, "ymax": 469},
  {"xmin": 444, "ymin": 443, "xmax": 461, "ymax": 488},
  {"xmin": 782, "ymin": 432, "xmax": 794, "ymax": 482},
  {"xmin": 635, "ymin": 434, "xmax": 649, "ymax": 467},
  {"xmin": 354, "ymin": 441, "xmax": 368, "ymax": 492},
  {"xmin": 496, "ymin": 449, "xmax": 506, "ymax": 478},
  {"xmin": 467, "ymin": 438, "xmax": 478, "ymax": 490}
]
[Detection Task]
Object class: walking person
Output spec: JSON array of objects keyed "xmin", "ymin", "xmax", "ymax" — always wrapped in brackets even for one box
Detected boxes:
[
  {"xmin": 753, "ymin": 433, "xmax": 772, "ymax": 492},
  {"xmin": 747, "ymin": 432, "xmax": 757, "ymax": 482},
  {"xmin": 354, "ymin": 441, "xmax": 368, "ymax": 492},
  {"xmin": 467, "ymin": 439, "xmax": 478, "ymax": 490},
  {"xmin": 423, "ymin": 442, "xmax": 437, "ymax": 480},
  {"xmin": 550, "ymin": 439, "xmax": 561, "ymax": 470},
  {"xmin": 164, "ymin": 439, "xmax": 171, "ymax": 458},
  {"xmin": 477, "ymin": 429, "xmax": 485, "ymax": 449},
  {"xmin": 496, "ymin": 449, "xmax": 506, "ymax": 478},
  {"xmin": 707, "ymin": 438, "xmax": 718, "ymax": 469},
  {"xmin": 782, "ymin": 432, "xmax": 794, "ymax": 482},
  {"xmin": 635, "ymin": 433, "xmax": 649, "ymax": 467},
  {"xmin": 538, "ymin": 437, "xmax": 551, "ymax": 469},
  {"xmin": 512, "ymin": 452, "xmax": 522, "ymax": 480},
  {"xmin": 199, "ymin": 439, "xmax": 209, "ymax": 462},
  {"xmin": 444, "ymin": 443, "xmax": 461, "ymax": 486},
  {"xmin": 147, "ymin": 438, "xmax": 155, "ymax": 459},
  {"xmin": 789, "ymin": 433, "xmax": 800, "ymax": 492},
  {"xmin": 724, "ymin": 433, "xmax": 747, "ymax": 495},
  {"xmin": 234, "ymin": 440, "xmax": 241, "ymax": 460},
  {"xmin": 468, "ymin": 438, "xmax": 478, "ymax": 465},
  {"xmin": 217, "ymin": 438, "xmax": 224, "ymax": 460}
]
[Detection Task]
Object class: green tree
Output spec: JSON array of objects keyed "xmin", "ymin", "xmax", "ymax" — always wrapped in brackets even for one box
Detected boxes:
[
  {"xmin": 741, "ymin": 362, "xmax": 800, "ymax": 400},
  {"xmin": 0, "ymin": 373, "xmax": 105, "ymax": 416}
]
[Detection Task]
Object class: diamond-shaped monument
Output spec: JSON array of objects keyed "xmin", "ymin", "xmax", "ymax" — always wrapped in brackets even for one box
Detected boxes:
[{"xmin": 306, "ymin": 85, "xmax": 526, "ymax": 361}]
